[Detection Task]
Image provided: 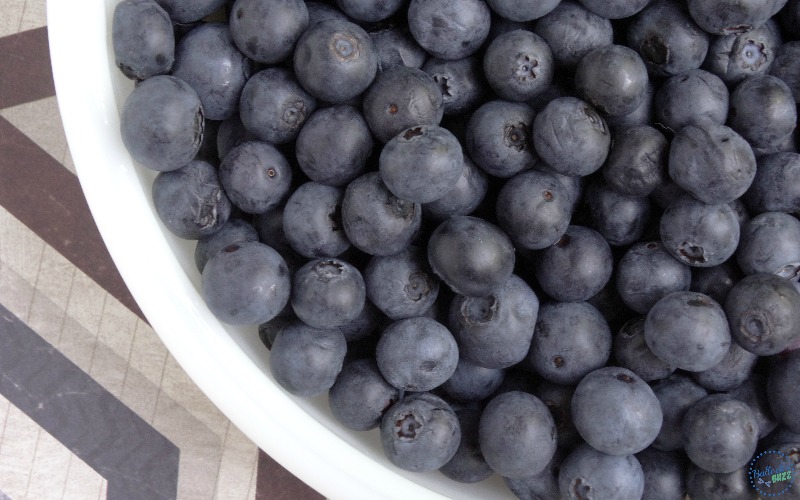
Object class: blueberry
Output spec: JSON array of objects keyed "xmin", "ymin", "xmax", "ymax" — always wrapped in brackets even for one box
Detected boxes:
[
  {"xmin": 407, "ymin": 0, "xmax": 491, "ymax": 60},
  {"xmin": 572, "ymin": 367, "xmax": 662, "ymax": 456},
  {"xmin": 628, "ymin": 0, "xmax": 710, "ymax": 77},
  {"xmin": 112, "ymin": 0, "xmax": 174, "ymax": 81},
  {"xmin": 770, "ymin": 40, "xmax": 800, "ymax": 102},
  {"xmin": 428, "ymin": 216, "xmax": 516, "ymax": 297},
  {"xmin": 685, "ymin": 464, "xmax": 758, "ymax": 500},
  {"xmin": 483, "ymin": 30, "xmax": 554, "ymax": 102},
  {"xmin": 575, "ymin": 45, "xmax": 649, "ymax": 117},
  {"xmin": 613, "ymin": 316, "xmax": 676, "ymax": 382},
  {"xmin": 291, "ymin": 258, "xmax": 366, "ymax": 329},
  {"xmin": 558, "ymin": 443, "xmax": 645, "ymax": 500},
  {"xmin": 171, "ymin": 23, "xmax": 253, "ymax": 121},
  {"xmin": 495, "ymin": 168, "xmax": 571, "ymax": 251},
  {"xmin": 194, "ymin": 217, "xmax": 258, "ymax": 272},
  {"xmin": 687, "ymin": 0, "xmax": 788, "ymax": 35},
  {"xmin": 439, "ymin": 408, "xmax": 494, "ymax": 483},
  {"xmin": 583, "ymin": 182, "xmax": 651, "ymax": 247},
  {"xmin": 361, "ymin": 66, "xmax": 444, "ymax": 143},
  {"xmin": 744, "ymin": 152, "xmax": 800, "ymax": 214},
  {"xmin": 727, "ymin": 374, "xmax": 779, "ymax": 438},
  {"xmin": 736, "ymin": 211, "xmax": 800, "ymax": 279},
  {"xmin": 534, "ymin": 225, "xmax": 613, "ymax": 303},
  {"xmin": 704, "ymin": 18, "xmax": 783, "ymax": 86},
  {"xmin": 336, "ymin": 0, "xmax": 405, "ymax": 22},
  {"xmin": 294, "ymin": 19, "xmax": 379, "ymax": 103},
  {"xmin": 486, "ymin": 0, "xmax": 561, "ymax": 22},
  {"xmin": 692, "ymin": 341, "xmax": 758, "ymax": 391},
  {"xmin": 644, "ymin": 291, "xmax": 731, "ymax": 371},
  {"xmin": 154, "ymin": 0, "xmax": 226, "ymax": 23},
  {"xmin": 379, "ymin": 124, "xmax": 464, "ymax": 203},
  {"xmin": 269, "ymin": 319, "xmax": 347, "ymax": 396},
  {"xmin": 152, "ymin": 159, "xmax": 231, "ymax": 239},
  {"xmin": 602, "ymin": 125, "xmax": 668, "ymax": 197},
  {"xmin": 228, "ymin": 0, "xmax": 308, "ymax": 64},
  {"xmin": 218, "ymin": 140, "xmax": 293, "ymax": 214},
  {"xmin": 377, "ymin": 316, "xmax": 458, "ymax": 391},
  {"xmin": 201, "ymin": 241, "xmax": 290, "ymax": 325},
  {"xmin": 577, "ymin": 0, "xmax": 651, "ymax": 19},
  {"xmin": 422, "ymin": 56, "xmax": 487, "ymax": 116},
  {"xmin": 659, "ymin": 194, "xmax": 741, "ymax": 267},
  {"xmin": 534, "ymin": 4, "xmax": 611, "ymax": 71},
  {"xmin": 364, "ymin": 246, "xmax": 440, "ymax": 320},
  {"xmin": 650, "ymin": 372, "xmax": 709, "ymax": 451},
  {"xmin": 341, "ymin": 172, "xmax": 422, "ymax": 256},
  {"xmin": 295, "ymin": 104, "xmax": 374, "ymax": 187},
  {"xmin": 448, "ymin": 274, "xmax": 539, "ymax": 369},
  {"xmin": 729, "ymin": 74, "xmax": 797, "ymax": 153},
  {"xmin": 120, "ymin": 75, "xmax": 204, "ymax": 171},
  {"xmin": 527, "ymin": 301, "xmax": 611, "ymax": 385},
  {"xmin": 239, "ymin": 67, "xmax": 317, "ymax": 145},
  {"xmin": 724, "ymin": 272, "xmax": 800, "ymax": 356},
  {"xmin": 370, "ymin": 27, "xmax": 428, "ymax": 72},
  {"xmin": 328, "ymin": 358, "xmax": 401, "ymax": 431},
  {"xmin": 441, "ymin": 358, "xmax": 506, "ymax": 403},
  {"xmin": 422, "ymin": 155, "xmax": 489, "ymax": 220},
  {"xmin": 465, "ymin": 99, "xmax": 538, "ymax": 178},
  {"xmin": 533, "ymin": 97, "xmax": 611, "ymax": 177},
  {"xmin": 479, "ymin": 391, "xmax": 557, "ymax": 479},
  {"xmin": 768, "ymin": 349, "xmax": 800, "ymax": 433},
  {"xmin": 282, "ymin": 182, "xmax": 350, "ymax": 259},
  {"xmin": 653, "ymin": 68, "xmax": 729, "ymax": 132},
  {"xmin": 616, "ymin": 241, "xmax": 692, "ymax": 314},
  {"xmin": 380, "ymin": 392, "xmax": 461, "ymax": 471},
  {"xmin": 668, "ymin": 122, "xmax": 756, "ymax": 204},
  {"xmin": 635, "ymin": 448, "xmax": 688, "ymax": 500},
  {"xmin": 682, "ymin": 393, "xmax": 759, "ymax": 473}
]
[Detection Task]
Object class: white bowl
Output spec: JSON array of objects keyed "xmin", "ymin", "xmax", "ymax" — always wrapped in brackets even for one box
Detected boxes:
[{"xmin": 47, "ymin": 2, "xmax": 515, "ymax": 498}]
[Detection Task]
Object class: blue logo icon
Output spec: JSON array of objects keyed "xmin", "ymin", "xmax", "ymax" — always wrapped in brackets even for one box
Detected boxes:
[{"xmin": 749, "ymin": 450, "xmax": 795, "ymax": 497}]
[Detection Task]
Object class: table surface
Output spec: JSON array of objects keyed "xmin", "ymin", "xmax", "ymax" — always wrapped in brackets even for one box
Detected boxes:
[{"xmin": 0, "ymin": 1, "xmax": 323, "ymax": 499}]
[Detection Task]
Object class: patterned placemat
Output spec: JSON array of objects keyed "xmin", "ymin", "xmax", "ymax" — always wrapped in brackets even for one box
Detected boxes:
[{"xmin": 0, "ymin": 1, "xmax": 324, "ymax": 499}]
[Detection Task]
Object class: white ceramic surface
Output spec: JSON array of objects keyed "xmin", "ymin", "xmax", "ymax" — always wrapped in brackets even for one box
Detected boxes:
[{"xmin": 46, "ymin": 2, "xmax": 516, "ymax": 499}]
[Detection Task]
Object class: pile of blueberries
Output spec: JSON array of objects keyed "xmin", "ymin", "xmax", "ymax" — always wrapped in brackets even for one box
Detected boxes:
[{"xmin": 113, "ymin": 0, "xmax": 800, "ymax": 497}]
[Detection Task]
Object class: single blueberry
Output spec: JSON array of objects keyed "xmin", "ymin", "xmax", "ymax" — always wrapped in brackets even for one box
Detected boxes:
[
  {"xmin": 293, "ymin": 19, "xmax": 379, "ymax": 103},
  {"xmin": 572, "ymin": 366, "xmax": 663, "ymax": 456},
  {"xmin": 479, "ymin": 391, "xmax": 557, "ymax": 479},
  {"xmin": 201, "ymin": 241, "xmax": 290, "ymax": 325},
  {"xmin": 427, "ymin": 216, "xmax": 515, "ymax": 297},
  {"xmin": 644, "ymin": 291, "xmax": 731, "ymax": 372},
  {"xmin": 448, "ymin": 274, "xmax": 539, "ymax": 369},
  {"xmin": 682, "ymin": 393, "xmax": 759, "ymax": 473},
  {"xmin": 380, "ymin": 392, "xmax": 461, "ymax": 471},
  {"xmin": 291, "ymin": 258, "xmax": 366, "ymax": 329},
  {"xmin": 269, "ymin": 319, "xmax": 347, "ymax": 396}
]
